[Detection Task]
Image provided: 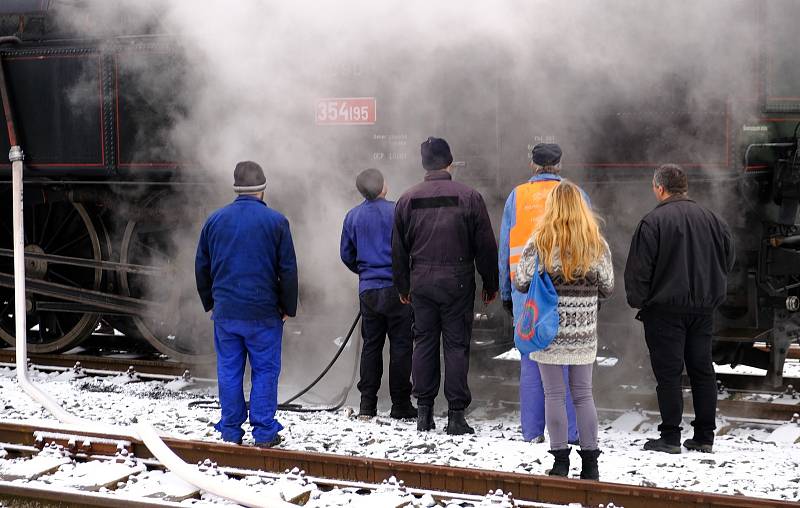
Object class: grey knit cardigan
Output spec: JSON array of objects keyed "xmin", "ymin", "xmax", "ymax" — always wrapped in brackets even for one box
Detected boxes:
[{"xmin": 513, "ymin": 239, "xmax": 614, "ymax": 365}]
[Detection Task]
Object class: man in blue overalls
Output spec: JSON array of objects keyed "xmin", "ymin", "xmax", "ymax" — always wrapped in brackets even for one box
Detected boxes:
[
  {"xmin": 195, "ymin": 161, "xmax": 298, "ymax": 448},
  {"xmin": 499, "ymin": 144, "xmax": 581, "ymax": 444}
]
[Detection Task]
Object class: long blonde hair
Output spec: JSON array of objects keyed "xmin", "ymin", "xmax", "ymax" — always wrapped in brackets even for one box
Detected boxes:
[{"xmin": 532, "ymin": 181, "xmax": 605, "ymax": 283}]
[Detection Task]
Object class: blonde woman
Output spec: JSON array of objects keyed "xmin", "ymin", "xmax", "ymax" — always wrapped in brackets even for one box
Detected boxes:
[{"xmin": 514, "ymin": 181, "xmax": 613, "ymax": 480}]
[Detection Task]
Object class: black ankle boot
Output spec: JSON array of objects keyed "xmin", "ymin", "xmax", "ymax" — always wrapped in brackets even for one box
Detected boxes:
[
  {"xmin": 390, "ymin": 401, "xmax": 418, "ymax": 420},
  {"xmin": 417, "ymin": 405, "xmax": 435, "ymax": 431},
  {"xmin": 577, "ymin": 449, "xmax": 601, "ymax": 480},
  {"xmin": 445, "ymin": 409, "xmax": 475, "ymax": 435},
  {"xmin": 547, "ymin": 448, "xmax": 571, "ymax": 477}
]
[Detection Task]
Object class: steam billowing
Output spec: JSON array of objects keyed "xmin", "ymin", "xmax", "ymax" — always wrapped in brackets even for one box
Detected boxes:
[{"xmin": 53, "ymin": 1, "xmax": 792, "ymax": 401}]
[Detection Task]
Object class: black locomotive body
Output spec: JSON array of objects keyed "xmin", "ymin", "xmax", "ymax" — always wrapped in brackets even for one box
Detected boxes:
[{"xmin": 0, "ymin": 1, "xmax": 798, "ymax": 385}]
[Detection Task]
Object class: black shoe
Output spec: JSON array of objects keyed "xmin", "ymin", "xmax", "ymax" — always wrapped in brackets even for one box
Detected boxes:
[
  {"xmin": 577, "ymin": 449, "xmax": 601, "ymax": 480},
  {"xmin": 417, "ymin": 405, "xmax": 435, "ymax": 431},
  {"xmin": 683, "ymin": 438, "xmax": 713, "ymax": 453},
  {"xmin": 643, "ymin": 437, "xmax": 681, "ymax": 454},
  {"xmin": 390, "ymin": 401, "xmax": 418, "ymax": 420},
  {"xmin": 445, "ymin": 409, "xmax": 475, "ymax": 435},
  {"xmin": 254, "ymin": 435, "xmax": 282, "ymax": 448},
  {"xmin": 568, "ymin": 439, "xmax": 580, "ymax": 446},
  {"xmin": 547, "ymin": 448, "xmax": 571, "ymax": 476}
]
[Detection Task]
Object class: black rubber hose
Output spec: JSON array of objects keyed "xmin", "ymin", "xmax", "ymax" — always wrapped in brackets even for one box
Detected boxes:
[
  {"xmin": 188, "ymin": 310, "xmax": 362, "ymax": 413},
  {"xmin": 279, "ymin": 310, "xmax": 361, "ymax": 407}
]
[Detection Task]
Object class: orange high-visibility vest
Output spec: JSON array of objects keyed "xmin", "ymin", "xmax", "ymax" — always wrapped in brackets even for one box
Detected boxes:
[{"xmin": 509, "ymin": 179, "xmax": 560, "ymax": 282}]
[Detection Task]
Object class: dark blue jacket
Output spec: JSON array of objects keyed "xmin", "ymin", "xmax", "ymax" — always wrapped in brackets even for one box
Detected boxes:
[
  {"xmin": 340, "ymin": 198, "xmax": 395, "ymax": 293},
  {"xmin": 195, "ymin": 195, "xmax": 298, "ymax": 320}
]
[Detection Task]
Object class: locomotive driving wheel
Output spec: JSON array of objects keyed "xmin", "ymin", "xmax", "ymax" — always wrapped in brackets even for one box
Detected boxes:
[
  {"xmin": 0, "ymin": 196, "xmax": 104, "ymax": 352},
  {"xmin": 116, "ymin": 196, "xmax": 214, "ymax": 363}
]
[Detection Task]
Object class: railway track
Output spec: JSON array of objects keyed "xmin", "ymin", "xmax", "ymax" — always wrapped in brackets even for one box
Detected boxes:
[
  {"xmin": 2, "ymin": 347, "xmax": 798, "ymax": 422},
  {"xmin": 0, "ymin": 347, "xmax": 205, "ymax": 378},
  {"xmin": 0, "ymin": 419, "xmax": 796, "ymax": 508}
]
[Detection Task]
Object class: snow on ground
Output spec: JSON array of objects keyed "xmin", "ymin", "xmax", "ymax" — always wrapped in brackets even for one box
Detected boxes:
[
  {"xmin": 0, "ymin": 366, "xmax": 799, "ymax": 504},
  {"xmin": 715, "ymin": 360, "xmax": 800, "ymax": 379}
]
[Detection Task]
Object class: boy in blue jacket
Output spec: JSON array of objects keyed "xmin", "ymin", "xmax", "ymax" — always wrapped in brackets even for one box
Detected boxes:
[
  {"xmin": 340, "ymin": 168, "xmax": 416, "ymax": 419},
  {"xmin": 195, "ymin": 161, "xmax": 298, "ymax": 447}
]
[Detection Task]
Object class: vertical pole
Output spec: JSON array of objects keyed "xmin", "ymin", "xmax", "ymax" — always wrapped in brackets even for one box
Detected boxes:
[
  {"xmin": 9, "ymin": 147, "xmax": 26, "ymax": 380},
  {"xmin": 0, "ymin": 46, "xmax": 28, "ymax": 380}
]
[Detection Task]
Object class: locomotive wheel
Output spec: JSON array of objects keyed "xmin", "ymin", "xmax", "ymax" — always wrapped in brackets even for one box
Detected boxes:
[
  {"xmin": 117, "ymin": 200, "xmax": 214, "ymax": 363},
  {"xmin": 0, "ymin": 198, "xmax": 104, "ymax": 352}
]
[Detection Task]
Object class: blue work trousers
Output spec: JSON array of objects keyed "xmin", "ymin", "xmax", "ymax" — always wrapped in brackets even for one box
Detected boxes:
[{"xmin": 213, "ymin": 318, "xmax": 284, "ymax": 444}]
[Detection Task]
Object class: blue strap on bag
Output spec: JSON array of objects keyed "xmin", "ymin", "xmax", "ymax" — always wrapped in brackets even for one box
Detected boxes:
[{"xmin": 514, "ymin": 254, "xmax": 559, "ymax": 354}]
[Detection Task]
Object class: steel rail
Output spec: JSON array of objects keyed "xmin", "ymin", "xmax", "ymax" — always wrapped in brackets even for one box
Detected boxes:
[
  {"xmin": 0, "ymin": 420, "xmax": 794, "ymax": 508},
  {"xmin": 0, "ymin": 481, "xmax": 184, "ymax": 508},
  {"xmin": 0, "ymin": 348, "xmax": 207, "ymax": 375}
]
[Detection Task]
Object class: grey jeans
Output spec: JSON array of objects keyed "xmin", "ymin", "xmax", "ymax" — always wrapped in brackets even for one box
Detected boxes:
[{"xmin": 538, "ymin": 363, "xmax": 598, "ymax": 450}]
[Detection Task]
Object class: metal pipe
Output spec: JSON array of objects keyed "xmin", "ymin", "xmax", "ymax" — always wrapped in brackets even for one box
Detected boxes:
[
  {"xmin": 0, "ymin": 247, "xmax": 167, "ymax": 275},
  {"xmin": 0, "ymin": 47, "xmax": 292, "ymax": 508}
]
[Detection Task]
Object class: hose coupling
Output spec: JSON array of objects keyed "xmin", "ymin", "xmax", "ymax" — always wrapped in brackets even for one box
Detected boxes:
[{"xmin": 9, "ymin": 145, "xmax": 24, "ymax": 162}]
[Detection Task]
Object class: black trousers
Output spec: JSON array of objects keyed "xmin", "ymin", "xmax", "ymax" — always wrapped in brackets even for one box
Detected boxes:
[
  {"xmin": 357, "ymin": 286, "xmax": 413, "ymax": 409},
  {"xmin": 641, "ymin": 310, "xmax": 717, "ymax": 444},
  {"xmin": 410, "ymin": 279, "xmax": 476, "ymax": 410}
]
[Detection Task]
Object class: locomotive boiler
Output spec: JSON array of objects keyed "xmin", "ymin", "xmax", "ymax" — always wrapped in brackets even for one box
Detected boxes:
[{"xmin": 0, "ymin": 0, "xmax": 798, "ymax": 387}]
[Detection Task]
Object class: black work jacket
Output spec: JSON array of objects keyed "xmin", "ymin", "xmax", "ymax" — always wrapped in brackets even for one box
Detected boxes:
[
  {"xmin": 624, "ymin": 195, "xmax": 735, "ymax": 314},
  {"xmin": 392, "ymin": 170, "xmax": 499, "ymax": 295}
]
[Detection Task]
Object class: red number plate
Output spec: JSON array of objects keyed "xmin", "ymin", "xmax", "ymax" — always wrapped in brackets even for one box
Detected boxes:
[{"xmin": 315, "ymin": 97, "xmax": 376, "ymax": 125}]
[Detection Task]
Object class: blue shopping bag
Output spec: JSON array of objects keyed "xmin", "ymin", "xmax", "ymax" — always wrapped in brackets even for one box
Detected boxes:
[{"xmin": 514, "ymin": 254, "xmax": 559, "ymax": 355}]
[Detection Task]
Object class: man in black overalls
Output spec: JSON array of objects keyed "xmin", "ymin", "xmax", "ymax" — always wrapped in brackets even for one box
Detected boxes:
[{"xmin": 392, "ymin": 137, "xmax": 499, "ymax": 435}]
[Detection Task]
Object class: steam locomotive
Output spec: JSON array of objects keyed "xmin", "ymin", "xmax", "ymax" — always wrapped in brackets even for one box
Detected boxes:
[{"xmin": 0, "ymin": 1, "xmax": 798, "ymax": 386}]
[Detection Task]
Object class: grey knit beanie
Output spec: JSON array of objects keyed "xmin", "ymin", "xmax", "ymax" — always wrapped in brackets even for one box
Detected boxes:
[{"xmin": 233, "ymin": 161, "xmax": 266, "ymax": 194}]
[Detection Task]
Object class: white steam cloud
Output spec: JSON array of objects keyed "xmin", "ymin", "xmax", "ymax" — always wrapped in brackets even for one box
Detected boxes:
[{"xmin": 53, "ymin": 0, "xmax": 795, "ymax": 398}]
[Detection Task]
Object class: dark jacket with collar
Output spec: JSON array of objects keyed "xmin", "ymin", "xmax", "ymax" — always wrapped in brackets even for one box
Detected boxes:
[
  {"xmin": 392, "ymin": 170, "xmax": 499, "ymax": 296},
  {"xmin": 195, "ymin": 195, "xmax": 298, "ymax": 321},
  {"xmin": 624, "ymin": 195, "xmax": 735, "ymax": 314}
]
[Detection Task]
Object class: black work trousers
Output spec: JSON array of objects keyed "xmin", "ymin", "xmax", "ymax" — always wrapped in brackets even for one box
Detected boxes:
[
  {"xmin": 357, "ymin": 286, "xmax": 413, "ymax": 410},
  {"xmin": 641, "ymin": 310, "xmax": 717, "ymax": 445},
  {"xmin": 410, "ymin": 279, "xmax": 476, "ymax": 410}
]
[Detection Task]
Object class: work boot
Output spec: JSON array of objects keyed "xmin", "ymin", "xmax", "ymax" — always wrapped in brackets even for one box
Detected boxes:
[
  {"xmin": 445, "ymin": 410, "xmax": 475, "ymax": 435},
  {"xmin": 359, "ymin": 397, "xmax": 377, "ymax": 418},
  {"xmin": 417, "ymin": 405, "xmax": 435, "ymax": 431},
  {"xmin": 254, "ymin": 435, "xmax": 282, "ymax": 448},
  {"xmin": 643, "ymin": 437, "xmax": 681, "ymax": 454},
  {"xmin": 683, "ymin": 438, "xmax": 713, "ymax": 453},
  {"xmin": 577, "ymin": 449, "xmax": 601, "ymax": 480},
  {"xmin": 547, "ymin": 448, "xmax": 571, "ymax": 477},
  {"xmin": 390, "ymin": 401, "xmax": 418, "ymax": 420}
]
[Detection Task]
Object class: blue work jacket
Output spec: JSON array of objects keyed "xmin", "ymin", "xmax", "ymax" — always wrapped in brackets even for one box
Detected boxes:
[
  {"xmin": 340, "ymin": 198, "xmax": 395, "ymax": 293},
  {"xmin": 195, "ymin": 195, "xmax": 298, "ymax": 321}
]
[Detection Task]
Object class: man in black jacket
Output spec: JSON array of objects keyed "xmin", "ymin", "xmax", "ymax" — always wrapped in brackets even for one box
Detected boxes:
[
  {"xmin": 624, "ymin": 164, "xmax": 735, "ymax": 454},
  {"xmin": 393, "ymin": 137, "xmax": 499, "ymax": 435}
]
